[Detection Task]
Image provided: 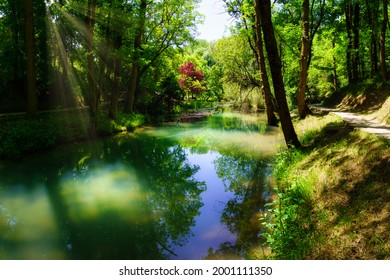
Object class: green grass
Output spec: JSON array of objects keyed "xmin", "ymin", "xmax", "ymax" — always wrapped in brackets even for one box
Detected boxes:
[{"xmin": 262, "ymin": 112, "xmax": 390, "ymax": 260}]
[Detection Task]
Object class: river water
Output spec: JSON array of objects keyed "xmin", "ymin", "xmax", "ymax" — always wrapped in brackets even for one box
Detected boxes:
[{"xmin": 0, "ymin": 112, "xmax": 284, "ymax": 259}]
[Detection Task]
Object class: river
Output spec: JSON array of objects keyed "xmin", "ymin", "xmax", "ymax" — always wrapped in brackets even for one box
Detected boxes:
[{"xmin": 0, "ymin": 112, "xmax": 284, "ymax": 259}]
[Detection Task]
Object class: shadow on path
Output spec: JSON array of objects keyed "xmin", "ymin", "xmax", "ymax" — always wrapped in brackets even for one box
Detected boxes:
[{"xmin": 311, "ymin": 105, "xmax": 390, "ymax": 139}]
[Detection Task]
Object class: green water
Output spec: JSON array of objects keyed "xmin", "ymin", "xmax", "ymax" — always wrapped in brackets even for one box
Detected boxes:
[{"xmin": 0, "ymin": 113, "xmax": 284, "ymax": 259}]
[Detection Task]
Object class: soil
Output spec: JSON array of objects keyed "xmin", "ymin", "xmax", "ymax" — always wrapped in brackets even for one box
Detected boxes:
[{"xmin": 337, "ymin": 87, "xmax": 389, "ymax": 113}]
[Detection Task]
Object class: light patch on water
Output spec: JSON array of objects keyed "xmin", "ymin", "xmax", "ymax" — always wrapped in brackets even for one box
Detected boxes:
[
  {"xmin": 141, "ymin": 125, "xmax": 284, "ymax": 157},
  {"xmin": 0, "ymin": 186, "xmax": 63, "ymax": 259},
  {"xmin": 60, "ymin": 163, "xmax": 147, "ymax": 222}
]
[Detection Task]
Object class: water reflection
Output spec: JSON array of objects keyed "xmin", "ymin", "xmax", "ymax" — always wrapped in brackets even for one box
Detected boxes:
[
  {"xmin": 0, "ymin": 112, "xmax": 281, "ymax": 259},
  {"xmin": 0, "ymin": 135, "xmax": 205, "ymax": 259},
  {"xmin": 207, "ymin": 152, "xmax": 272, "ymax": 259},
  {"xmin": 206, "ymin": 113, "xmax": 267, "ymax": 133}
]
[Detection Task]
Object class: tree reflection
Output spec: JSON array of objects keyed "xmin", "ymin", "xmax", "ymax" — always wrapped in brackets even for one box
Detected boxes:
[
  {"xmin": 207, "ymin": 150, "xmax": 272, "ymax": 259},
  {"xmin": 126, "ymin": 135, "xmax": 206, "ymax": 249},
  {"xmin": 0, "ymin": 134, "xmax": 205, "ymax": 259},
  {"xmin": 206, "ymin": 113, "xmax": 267, "ymax": 133}
]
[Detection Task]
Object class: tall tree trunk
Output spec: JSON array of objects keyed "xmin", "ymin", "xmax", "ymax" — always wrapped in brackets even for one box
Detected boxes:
[
  {"xmin": 24, "ymin": 0, "xmax": 38, "ymax": 116},
  {"xmin": 380, "ymin": 0, "xmax": 388, "ymax": 84},
  {"xmin": 109, "ymin": 34, "xmax": 123, "ymax": 119},
  {"xmin": 254, "ymin": 0, "xmax": 278, "ymax": 126},
  {"xmin": 365, "ymin": 0, "xmax": 379, "ymax": 77},
  {"xmin": 257, "ymin": 0, "xmax": 301, "ymax": 148},
  {"xmin": 352, "ymin": 3, "xmax": 360, "ymax": 81},
  {"xmin": 125, "ymin": 0, "xmax": 147, "ymax": 113},
  {"xmin": 332, "ymin": 32, "xmax": 338, "ymax": 91},
  {"xmin": 11, "ymin": 1, "xmax": 22, "ymax": 89},
  {"xmin": 346, "ymin": 2, "xmax": 353, "ymax": 83},
  {"xmin": 297, "ymin": 0, "xmax": 311, "ymax": 119},
  {"xmin": 86, "ymin": 0, "xmax": 97, "ymax": 129},
  {"xmin": 105, "ymin": 0, "xmax": 124, "ymax": 120},
  {"xmin": 98, "ymin": 0, "xmax": 112, "ymax": 114}
]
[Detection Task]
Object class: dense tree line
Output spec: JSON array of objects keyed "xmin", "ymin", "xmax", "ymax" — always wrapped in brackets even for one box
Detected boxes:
[
  {"xmin": 219, "ymin": 0, "xmax": 388, "ymax": 147},
  {"xmin": 0, "ymin": 0, "xmax": 202, "ymax": 120},
  {"xmin": 0, "ymin": 0, "xmax": 388, "ymax": 147}
]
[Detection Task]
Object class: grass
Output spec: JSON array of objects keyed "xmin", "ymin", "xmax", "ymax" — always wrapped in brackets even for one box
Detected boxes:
[
  {"xmin": 370, "ymin": 96, "xmax": 390, "ymax": 124},
  {"xmin": 262, "ymin": 112, "xmax": 390, "ymax": 259}
]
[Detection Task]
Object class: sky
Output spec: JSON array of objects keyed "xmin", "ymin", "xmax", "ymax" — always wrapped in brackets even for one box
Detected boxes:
[{"xmin": 196, "ymin": 0, "xmax": 233, "ymax": 42}]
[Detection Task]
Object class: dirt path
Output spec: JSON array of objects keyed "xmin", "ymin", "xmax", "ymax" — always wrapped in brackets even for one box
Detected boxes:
[{"xmin": 312, "ymin": 105, "xmax": 390, "ymax": 139}]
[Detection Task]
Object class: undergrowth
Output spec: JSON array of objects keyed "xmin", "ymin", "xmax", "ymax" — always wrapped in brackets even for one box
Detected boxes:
[
  {"xmin": 261, "ymin": 148, "xmax": 316, "ymax": 259},
  {"xmin": 0, "ymin": 112, "xmax": 145, "ymax": 158},
  {"xmin": 261, "ymin": 112, "xmax": 390, "ymax": 260}
]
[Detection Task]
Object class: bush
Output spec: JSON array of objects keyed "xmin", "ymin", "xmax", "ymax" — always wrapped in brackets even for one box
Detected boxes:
[
  {"xmin": 0, "ymin": 112, "xmax": 145, "ymax": 158},
  {"xmin": 0, "ymin": 117, "xmax": 56, "ymax": 158}
]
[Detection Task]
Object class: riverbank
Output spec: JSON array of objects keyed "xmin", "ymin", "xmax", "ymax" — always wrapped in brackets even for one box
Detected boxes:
[
  {"xmin": 0, "ymin": 111, "xmax": 145, "ymax": 159},
  {"xmin": 0, "ymin": 100, "xmax": 221, "ymax": 159},
  {"xmin": 263, "ymin": 90, "xmax": 390, "ymax": 259}
]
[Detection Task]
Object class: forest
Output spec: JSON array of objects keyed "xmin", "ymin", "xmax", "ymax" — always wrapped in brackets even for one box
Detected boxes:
[{"xmin": 0, "ymin": 0, "xmax": 389, "ymax": 260}]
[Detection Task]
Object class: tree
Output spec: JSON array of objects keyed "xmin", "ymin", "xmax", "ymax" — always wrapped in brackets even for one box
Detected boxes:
[
  {"xmin": 24, "ymin": 0, "xmax": 38, "ymax": 116},
  {"xmin": 178, "ymin": 62, "xmax": 207, "ymax": 99},
  {"xmin": 379, "ymin": 0, "xmax": 388, "ymax": 84},
  {"xmin": 125, "ymin": 0, "xmax": 147, "ymax": 114},
  {"xmin": 345, "ymin": 0, "xmax": 360, "ymax": 82},
  {"xmin": 108, "ymin": 0, "xmax": 125, "ymax": 119},
  {"xmin": 365, "ymin": 0, "xmax": 380, "ymax": 77},
  {"xmin": 297, "ymin": 0, "xmax": 311, "ymax": 119},
  {"xmin": 253, "ymin": 0, "xmax": 278, "ymax": 126},
  {"xmin": 86, "ymin": 0, "xmax": 98, "ymax": 128},
  {"xmin": 256, "ymin": 0, "xmax": 301, "ymax": 148},
  {"xmin": 223, "ymin": 0, "xmax": 278, "ymax": 124},
  {"xmin": 297, "ymin": 0, "xmax": 326, "ymax": 119}
]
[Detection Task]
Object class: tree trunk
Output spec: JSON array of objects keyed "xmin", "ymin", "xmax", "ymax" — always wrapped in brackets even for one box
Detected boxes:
[
  {"xmin": 332, "ymin": 32, "xmax": 338, "ymax": 91},
  {"xmin": 346, "ymin": 2, "xmax": 353, "ymax": 83},
  {"xmin": 254, "ymin": 0, "xmax": 278, "ymax": 126},
  {"xmin": 24, "ymin": 0, "xmax": 38, "ymax": 116},
  {"xmin": 297, "ymin": 0, "xmax": 311, "ymax": 119},
  {"xmin": 380, "ymin": 0, "xmax": 388, "ymax": 84},
  {"xmin": 125, "ymin": 0, "xmax": 147, "ymax": 113},
  {"xmin": 99, "ymin": 0, "xmax": 112, "ymax": 115},
  {"xmin": 257, "ymin": 0, "xmax": 301, "ymax": 148},
  {"xmin": 352, "ymin": 3, "xmax": 360, "ymax": 81},
  {"xmin": 11, "ymin": 1, "xmax": 22, "ymax": 89},
  {"xmin": 86, "ymin": 0, "xmax": 97, "ymax": 129},
  {"xmin": 109, "ymin": 34, "xmax": 123, "ymax": 119},
  {"xmin": 365, "ymin": 0, "xmax": 379, "ymax": 77},
  {"xmin": 107, "ymin": 0, "xmax": 124, "ymax": 119}
]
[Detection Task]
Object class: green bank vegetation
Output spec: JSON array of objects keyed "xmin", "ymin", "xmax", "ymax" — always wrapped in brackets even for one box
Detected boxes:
[
  {"xmin": 262, "ymin": 98, "xmax": 390, "ymax": 259},
  {"xmin": 0, "ymin": 111, "xmax": 145, "ymax": 158}
]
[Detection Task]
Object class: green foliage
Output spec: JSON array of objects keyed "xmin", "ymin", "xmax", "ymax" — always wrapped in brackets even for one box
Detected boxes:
[
  {"xmin": 0, "ymin": 111, "xmax": 145, "ymax": 158},
  {"xmin": 211, "ymin": 35, "xmax": 263, "ymax": 109},
  {"xmin": 261, "ymin": 148, "xmax": 316, "ymax": 259},
  {"xmin": 262, "ymin": 184, "xmax": 315, "ymax": 259},
  {"xmin": 97, "ymin": 112, "xmax": 145, "ymax": 135},
  {"xmin": 180, "ymin": 100, "xmax": 214, "ymax": 112},
  {"xmin": 0, "ymin": 113, "xmax": 88, "ymax": 158},
  {"xmin": 0, "ymin": 117, "xmax": 56, "ymax": 158}
]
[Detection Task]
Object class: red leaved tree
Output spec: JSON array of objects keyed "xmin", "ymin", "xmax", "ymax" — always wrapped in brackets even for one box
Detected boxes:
[{"xmin": 178, "ymin": 62, "xmax": 207, "ymax": 99}]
